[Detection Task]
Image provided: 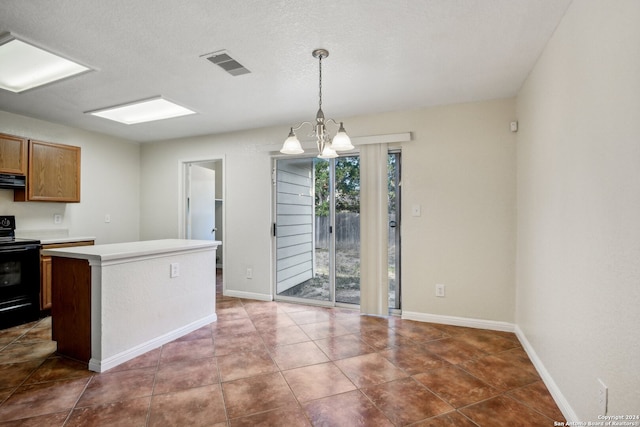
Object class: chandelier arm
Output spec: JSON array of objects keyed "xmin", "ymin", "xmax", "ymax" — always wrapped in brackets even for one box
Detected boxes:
[
  {"xmin": 290, "ymin": 121, "xmax": 314, "ymax": 132},
  {"xmin": 324, "ymin": 118, "xmax": 342, "ymax": 128}
]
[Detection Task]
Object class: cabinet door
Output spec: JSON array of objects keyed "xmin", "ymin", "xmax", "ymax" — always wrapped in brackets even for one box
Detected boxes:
[
  {"xmin": 22, "ymin": 140, "xmax": 81, "ymax": 202},
  {"xmin": 40, "ymin": 256, "xmax": 52, "ymax": 310},
  {"xmin": 0, "ymin": 133, "xmax": 27, "ymax": 175}
]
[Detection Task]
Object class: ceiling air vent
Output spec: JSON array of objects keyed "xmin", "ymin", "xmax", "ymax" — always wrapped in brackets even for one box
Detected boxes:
[{"xmin": 202, "ymin": 50, "xmax": 250, "ymax": 76}]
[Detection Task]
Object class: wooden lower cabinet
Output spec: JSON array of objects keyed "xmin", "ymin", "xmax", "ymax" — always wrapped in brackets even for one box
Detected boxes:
[
  {"xmin": 41, "ymin": 240, "xmax": 94, "ymax": 310},
  {"xmin": 51, "ymin": 257, "xmax": 92, "ymax": 362}
]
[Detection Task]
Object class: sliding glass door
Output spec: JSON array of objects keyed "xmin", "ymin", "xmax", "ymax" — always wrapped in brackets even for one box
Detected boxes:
[
  {"xmin": 275, "ymin": 156, "xmax": 361, "ymax": 306},
  {"xmin": 274, "ymin": 152, "xmax": 400, "ymax": 310}
]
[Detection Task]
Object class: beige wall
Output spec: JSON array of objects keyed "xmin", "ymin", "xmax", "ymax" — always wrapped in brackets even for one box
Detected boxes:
[
  {"xmin": 397, "ymin": 100, "xmax": 516, "ymax": 322},
  {"xmin": 516, "ymin": 0, "xmax": 640, "ymax": 418},
  {"xmin": 140, "ymin": 127, "xmax": 275, "ymax": 297},
  {"xmin": 140, "ymin": 98, "xmax": 517, "ymax": 322},
  {"xmin": 0, "ymin": 111, "xmax": 141, "ymax": 243}
]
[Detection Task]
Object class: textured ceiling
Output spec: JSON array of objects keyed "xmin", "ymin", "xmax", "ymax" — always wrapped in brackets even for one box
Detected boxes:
[{"xmin": 0, "ymin": 0, "xmax": 572, "ymax": 142}]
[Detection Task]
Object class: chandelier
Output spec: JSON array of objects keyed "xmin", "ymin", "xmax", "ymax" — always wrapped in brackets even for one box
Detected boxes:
[{"xmin": 280, "ymin": 49, "xmax": 353, "ymax": 158}]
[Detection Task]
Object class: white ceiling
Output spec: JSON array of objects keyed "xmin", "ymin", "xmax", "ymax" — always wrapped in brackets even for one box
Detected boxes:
[{"xmin": 0, "ymin": 0, "xmax": 572, "ymax": 143}]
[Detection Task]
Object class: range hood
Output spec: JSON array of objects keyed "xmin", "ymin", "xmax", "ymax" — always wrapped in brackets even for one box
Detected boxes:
[{"xmin": 0, "ymin": 174, "xmax": 26, "ymax": 189}]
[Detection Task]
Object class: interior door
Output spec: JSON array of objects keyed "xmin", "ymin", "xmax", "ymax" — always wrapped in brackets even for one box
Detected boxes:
[{"xmin": 187, "ymin": 164, "xmax": 216, "ymax": 241}]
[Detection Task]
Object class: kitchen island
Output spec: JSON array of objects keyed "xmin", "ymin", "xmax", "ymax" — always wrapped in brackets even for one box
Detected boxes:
[{"xmin": 42, "ymin": 239, "xmax": 219, "ymax": 372}]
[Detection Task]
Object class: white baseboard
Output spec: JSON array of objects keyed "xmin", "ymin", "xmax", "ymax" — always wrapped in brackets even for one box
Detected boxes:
[
  {"xmin": 89, "ymin": 313, "xmax": 217, "ymax": 373},
  {"xmin": 223, "ymin": 289, "xmax": 273, "ymax": 301},
  {"xmin": 401, "ymin": 311, "xmax": 515, "ymax": 332},
  {"xmin": 514, "ymin": 325, "xmax": 577, "ymax": 422}
]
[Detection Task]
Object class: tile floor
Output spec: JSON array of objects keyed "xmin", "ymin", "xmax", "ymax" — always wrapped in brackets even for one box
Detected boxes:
[{"xmin": 0, "ymin": 276, "xmax": 564, "ymax": 426}]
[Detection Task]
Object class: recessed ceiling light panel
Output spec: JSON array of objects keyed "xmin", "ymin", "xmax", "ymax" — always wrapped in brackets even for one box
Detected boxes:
[
  {"xmin": 86, "ymin": 97, "xmax": 196, "ymax": 125},
  {"xmin": 0, "ymin": 33, "xmax": 91, "ymax": 93}
]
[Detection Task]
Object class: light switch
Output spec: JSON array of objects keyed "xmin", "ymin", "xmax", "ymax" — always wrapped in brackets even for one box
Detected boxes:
[{"xmin": 412, "ymin": 205, "xmax": 421, "ymax": 217}]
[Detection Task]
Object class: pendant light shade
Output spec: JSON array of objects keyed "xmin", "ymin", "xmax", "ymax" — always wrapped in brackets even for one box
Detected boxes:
[
  {"xmin": 280, "ymin": 128, "xmax": 304, "ymax": 154},
  {"xmin": 318, "ymin": 143, "xmax": 338, "ymax": 159},
  {"xmin": 331, "ymin": 122, "xmax": 354, "ymax": 151}
]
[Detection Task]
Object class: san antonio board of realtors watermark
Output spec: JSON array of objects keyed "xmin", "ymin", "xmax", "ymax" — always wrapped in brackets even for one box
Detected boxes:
[{"xmin": 555, "ymin": 415, "xmax": 640, "ymax": 427}]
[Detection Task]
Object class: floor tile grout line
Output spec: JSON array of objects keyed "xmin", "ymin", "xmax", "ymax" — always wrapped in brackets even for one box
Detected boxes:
[
  {"xmin": 458, "ymin": 391, "xmax": 558, "ymax": 424},
  {"xmin": 143, "ymin": 338, "xmax": 166, "ymax": 426},
  {"xmin": 0, "ymin": 320, "xmax": 43, "ymax": 354},
  {"xmin": 358, "ymin": 375, "xmax": 442, "ymax": 426},
  {"xmin": 453, "ymin": 410, "xmax": 483, "ymax": 427},
  {"xmin": 503, "ymin": 382, "xmax": 563, "ymax": 422},
  {"xmin": 501, "ymin": 392, "xmax": 558, "ymax": 423},
  {"xmin": 216, "ymin": 364, "xmax": 232, "ymax": 425},
  {"xmin": 61, "ymin": 372, "xmax": 96, "ymax": 426},
  {"xmin": 453, "ymin": 348, "xmax": 540, "ymax": 396}
]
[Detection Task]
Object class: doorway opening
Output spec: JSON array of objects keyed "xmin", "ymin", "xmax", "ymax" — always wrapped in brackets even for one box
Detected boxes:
[{"xmin": 182, "ymin": 159, "xmax": 225, "ymax": 295}]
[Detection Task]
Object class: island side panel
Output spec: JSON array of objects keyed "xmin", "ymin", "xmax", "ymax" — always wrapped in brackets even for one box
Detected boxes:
[
  {"xmin": 99, "ymin": 247, "xmax": 217, "ymax": 363},
  {"xmin": 51, "ymin": 257, "xmax": 92, "ymax": 362}
]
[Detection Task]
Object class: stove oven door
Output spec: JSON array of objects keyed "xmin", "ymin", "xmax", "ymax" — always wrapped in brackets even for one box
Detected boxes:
[{"xmin": 0, "ymin": 244, "xmax": 41, "ymax": 329}]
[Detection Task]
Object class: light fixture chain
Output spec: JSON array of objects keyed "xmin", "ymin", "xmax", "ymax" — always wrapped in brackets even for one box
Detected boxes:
[{"xmin": 318, "ymin": 54, "xmax": 322, "ymax": 111}]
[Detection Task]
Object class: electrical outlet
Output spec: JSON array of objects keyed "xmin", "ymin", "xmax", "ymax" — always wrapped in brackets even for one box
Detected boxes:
[
  {"xmin": 170, "ymin": 263, "xmax": 180, "ymax": 278},
  {"xmin": 246, "ymin": 267, "xmax": 253, "ymax": 279},
  {"xmin": 53, "ymin": 214, "xmax": 62, "ymax": 224},
  {"xmin": 436, "ymin": 284, "xmax": 445, "ymax": 297},
  {"xmin": 597, "ymin": 378, "xmax": 608, "ymax": 415}
]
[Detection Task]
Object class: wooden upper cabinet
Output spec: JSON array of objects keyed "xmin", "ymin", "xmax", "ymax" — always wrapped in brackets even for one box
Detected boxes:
[
  {"xmin": 0, "ymin": 133, "xmax": 27, "ymax": 175},
  {"xmin": 14, "ymin": 140, "xmax": 81, "ymax": 202}
]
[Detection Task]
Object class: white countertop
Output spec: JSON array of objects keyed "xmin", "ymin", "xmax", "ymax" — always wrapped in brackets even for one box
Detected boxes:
[
  {"xmin": 15, "ymin": 229, "xmax": 95, "ymax": 245},
  {"xmin": 42, "ymin": 239, "xmax": 220, "ymax": 262}
]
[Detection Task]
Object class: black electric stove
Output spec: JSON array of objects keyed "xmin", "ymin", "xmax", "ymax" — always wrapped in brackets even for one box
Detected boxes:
[{"xmin": 0, "ymin": 216, "xmax": 42, "ymax": 329}]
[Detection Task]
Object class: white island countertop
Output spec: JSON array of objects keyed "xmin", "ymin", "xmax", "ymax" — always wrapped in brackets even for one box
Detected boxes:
[{"xmin": 42, "ymin": 239, "xmax": 220, "ymax": 263}]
